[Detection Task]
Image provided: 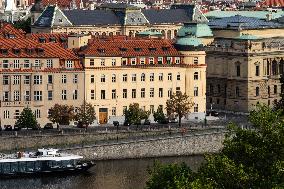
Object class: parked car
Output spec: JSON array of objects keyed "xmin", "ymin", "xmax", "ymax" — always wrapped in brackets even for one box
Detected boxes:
[
  {"xmin": 206, "ymin": 111, "xmax": 219, "ymax": 117},
  {"xmin": 4, "ymin": 125, "xmax": 13, "ymax": 131},
  {"xmin": 143, "ymin": 119, "xmax": 151, "ymax": 125},
  {"xmin": 44, "ymin": 123, "xmax": 54, "ymax": 129},
  {"xmin": 13, "ymin": 125, "xmax": 21, "ymax": 131}
]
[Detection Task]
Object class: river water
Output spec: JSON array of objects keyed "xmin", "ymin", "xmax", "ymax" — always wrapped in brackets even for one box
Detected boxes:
[{"xmin": 0, "ymin": 156, "xmax": 204, "ymax": 189}]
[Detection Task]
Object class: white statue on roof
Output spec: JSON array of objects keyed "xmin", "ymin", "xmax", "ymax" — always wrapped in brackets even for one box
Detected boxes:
[{"xmin": 5, "ymin": 0, "xmax": 17, "ymax": 12}]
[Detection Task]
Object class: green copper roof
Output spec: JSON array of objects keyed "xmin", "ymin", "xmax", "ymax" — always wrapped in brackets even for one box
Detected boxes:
[
  {"xmin": 137, "ymin": 30, "xmax": 162, "ymax": 36},
  {"xmin": 177, "ymin": 23, "xmax": 213, "ymax": 37},
  {"xmin": 205, "ymin": 10, "xmax": 284, "ymax": 20},
  {"xmin": 175, "ymin": 37, "xmax": 202, "ymax": 46},
  {"xmin": 236, "ymin": 34, "xmax": 260, "ymax": 40}
]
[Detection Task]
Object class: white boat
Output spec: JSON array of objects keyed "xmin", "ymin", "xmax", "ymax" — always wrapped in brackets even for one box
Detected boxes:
[{"xmin": 0, "ymin": 148, "xmax": 95, "ymax": 178}]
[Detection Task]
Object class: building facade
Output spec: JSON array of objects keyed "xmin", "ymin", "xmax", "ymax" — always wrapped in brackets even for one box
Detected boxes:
[
  {"xmin": 79, "ymin": 37, "xmax": 207, "ymax": 124},
  {"xmin": 0, "ymin": 38, "xmax": 84, "ymax": 127}
]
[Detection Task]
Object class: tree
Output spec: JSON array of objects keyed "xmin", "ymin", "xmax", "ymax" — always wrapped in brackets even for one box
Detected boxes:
[
  {"xmin": 48, "ymin": 104, "xmax": 75, "ymax": 128},
  {"xmin": 166, "ymin": 92, "xmax": 194, "ymax": 127},
  {"xmin": 75, "ymin": 101, "xmax": 96, "ymax": 128},
  {"xmin": 124, "ymin": 103, "xmax": 149, "ymax": 127},
  {"xmin": 13, "ymin": 17, "xmax": 31, "ymax": 33},
  {"xmin": 15, "ymin": 107, "xmax": 38, "ymax": 129},
  {"xmin": 153, "ymin": 106, "xmax": 167, "ymax": 123},
  {"xmin": 146, "ymin": 104, "xmax": 284, "ymax": 188}
]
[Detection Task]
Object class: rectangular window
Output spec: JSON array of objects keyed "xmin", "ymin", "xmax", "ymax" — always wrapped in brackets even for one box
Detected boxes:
[
  {"xmin": 168, "ymin": 73, "xmax": 172, "ymax": 81},
  {"xmin": 149, "ymin": 57, "xmax": 154, "ymax": 64},
  {"xmin": 122, "ymin": 59, "xmax": 127, "ymax": 65},
  {"xmin": 48, "ymin": 91, "xmax": 53, "ymax": 100},
  {"xmin": 73, "ymin": 90, "xmax": 78, "ymax": 100},
  {"xmin": 33, "ymin": 75, "xmax": 42, "ymax": 84},
  {"xmin": 112, "ymin": 59, "xmax": 116, "ymax": 66},
  {"xmin": 48, "ymin": 75, "xmax": 53, "ymax": 84},
  {"xmin": 141, "ymin": 88, "xmax": 145, "ymax": 98},
  {"xmin": 123, "ymin": 89, "xmax": 127, "ymax": 98},
  {"xmin": 13, "ymin": 60, "xmax": 20, "ymax": 69},
  {"xmin": 34, "ymin": 59, "xmax": 41, "ymax": 67},
  {"xmin": 194, "ymin": 104, "xmax": 198, "ymax": 112},
  {"xmin": 24, "ymin": 91, "xmax": 30, "ymax": 101},
  {"xmin": 132, "ymin": 89, "xmax": 136, "ymax": 98},
  {"xmin": 194, "ymin": 87, "xmax": 198, "ymax": 96},
  {"xmin": 101, "ymin": 59, "xmax": 105, "ymax": 66},
  {"xmin": 158, "ymin": 57, "xmax": 163, "ymax": 64},
  {"xmin": 24, "ymin": 60, "xmax": 30, "ymax": 68},
  {"xmin": 13, "ymin": 75, "xmax": 20, "ymax": 85},
  {"xmin": 101, "ymin": 75, "xmax": 105, "ymax": 82},
  {"xmin": 2, "ymin": 60, "xmax": 9, "ymax": 68},
  {"xmin": 3, "ymin": 91, "xmax": 9, "ymax": 101},
  {"xmin": 34, "ymin": 109, "xmax": 41, "ymax": 119},
  {"xmin": 90, "ymin": 75, "xmax": 95, "ymax": 83},
  {"xmin": 194, "ymin": 72, "xmax": 198, "ymax": 80},
  {"xmin": 34, "ymin": 91, "xmax": 42, "ymax": 101},
  {"xmin": 3, "ymin": 75, "xmax": 9, "ymax": 85},
  {"xmin": 236, "ymin": 65, "xmax": 240, "ymax": 77},
  {"xmin": 255, "ymin": 65, "xmax": 259, "ymax": 76},
  {"xmin": 141, "ymin": 73, "xmax": 145, "ymax": 81},
  {"xmin": 166, "ymin": 57, "xmax": 172, "ymax": 64},
  {"xmin": 101, "ymin": 90, "xmax": 105, "ymax": 99},
  {"xmin": 132, "ymin": 74, "xmax": 137, "ymax": 82},
  {"xmin": 70, "ymin": 73, "xmax": 76, "ymax": 83},
  {"xmin": 176, "ymin": 87, "xmax": 181, "ymax": 93},
  {"xmin": 274, "ymin": 85, "xmax": 277, "ymax": 94},
  {"xmin": 168, "ymin": 88, "xmax": 172, "ymax": 97},
  {"xmin": 140, "ymin": 57, "xmax": 145, "ymax": 65},
  {"xmin": 150, "ymin": 73, "xmax": 154, "ymax": 81},
  {"xmin": 159, "ymin": 88, "xmax": 163, "ymax": 97},
  {"xmin": 14, "ymin": 110, "xmax": 20, "ymax": 119},
  {"xmin": 62, "ymin": 75, "xmax": 67, "ymax": 83},
  {"xmin": 4, "ymin": 110, "xmax": 10, "ymax": 119},
  {"xmin": 159, "ymin": 73, "xmax": 163, "ymax": 81},
  {"xmin": 112, "ymin": 107, "xmax": 116, "ymax": 116},
  {"xmin": 175, "ymin": 57, "xmax": 180, "ymax": 64},
  {"xmin": 193, "ymin": 57, "xmax": 198, "ymax": 64},
  {"xmin": 123, "ymin": 74, "xmax": 127, "ymax": 82},
  {"xmin": 62, "ymin": 90, "xmax": 67, "ymax": 100},
  {"xmin": 47, "ymin": 59, "xmax": 53, "ymax": 68},
  {"xmin": 91, "ymin": 90, "xmax": 95, "ymax": 100},
  {"xmin": 112, "ymin": 74, "xmax": 116, "ymax": 82},
  {"xmin": 150, "ymin": 88, "xmax": 154, "ymax": 97},
  {"xmin": 66, "ymin": 60, "xmax": 73, "ymax": 68},
  {"xmin": 14, "ymin": 90, "xmax": 20, "ymax": 101},
  {"xmin": 24, "ymin": 75, "xmax": 30, "ymax": 84},
  {"xmin": 90, "ymin": 59, "xmax": 94, "ymax": 66},
  {"xmin": 131, "ymin": 58, "xmax": 136, "ymax": 65},
  {"xmin": 177, "ymin": 73, "xmax": 181, "ymax": 81},
  {"xmin": 112, "ymin": 89, "xmax": 116, "ymax": 99}
]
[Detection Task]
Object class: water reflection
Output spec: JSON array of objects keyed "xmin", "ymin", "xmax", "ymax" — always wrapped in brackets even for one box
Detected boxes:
[{"xmin": 0, "ymin": 156, "xmax": 204, "ymax": 189}]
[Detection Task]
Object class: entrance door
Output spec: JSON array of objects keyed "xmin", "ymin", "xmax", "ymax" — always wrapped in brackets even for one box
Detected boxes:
[{"xmin": 99, "ymin": 108, "xmax": 108, "ymax": 124}]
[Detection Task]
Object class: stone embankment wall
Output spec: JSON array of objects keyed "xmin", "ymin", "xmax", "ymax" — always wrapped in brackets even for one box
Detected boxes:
[{"xmin": 62, "ymin": 131, "xmax": 226, "ymax": 160}]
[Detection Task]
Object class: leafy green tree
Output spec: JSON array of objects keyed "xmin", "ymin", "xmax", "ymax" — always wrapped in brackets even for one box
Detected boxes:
[
  {"xmin": 15, "ymin": 107, "xmax": 38, "ymax": 129},
  {"xmin": 75, "ymin": 101, "xmax": 96, "ymax": 127},
  {"xmin": 146, "ymin": 104, "xmax": 284, "ymax": 188},
  {"xmin": 13, "ymin": 17, "xmax": 31, "ymax": 33},
  {"xmin": 153, "ymin": 106, "xmax": 167, "ymax": 123},
  {"xmin": 124, "ymin": 103, "xmax": 149, "ymax": 127},
  {"xmin": 166, "ymin": 92, "xmax": 194, "ymax": 127},
  {"xmin": 48, "ymin": 104, "xmax": 75, "ymax": 128}
]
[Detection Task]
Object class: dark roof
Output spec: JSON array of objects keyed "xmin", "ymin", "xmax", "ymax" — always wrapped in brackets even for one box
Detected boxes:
[
  {"xmin": 208, "ymin": 15, "xmax": 283, "ymax": 30},
  {"xmin": 99, "ymin": 3, "xmax": 139, "ymax": 10},
  {"xmin": 34, "ymin": 6, "xmax": 55, "ymax": 27},
  {"xmin": 142, "ymin": 9, "xmax": 192, "ymax": 24},
  {"xmin": 63, "ymin": 10, "xmax": 123, "ymax": 25}
]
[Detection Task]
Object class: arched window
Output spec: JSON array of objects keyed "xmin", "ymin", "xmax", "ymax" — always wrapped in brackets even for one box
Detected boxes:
[
  {"xmin": 256, "ymin": 87, "xmax": 259, "ymax": 96},
  {"xmin": 112, "ymin": 74, "xmax": 116, "ymax": 82}
]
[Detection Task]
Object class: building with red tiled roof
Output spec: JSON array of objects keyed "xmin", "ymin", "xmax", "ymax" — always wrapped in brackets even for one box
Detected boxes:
[
  {"xmin": 29, "ymin": 0, "xmax": 86, "ymax": 9},
  {"xmin": 0, "ymin": 38, "xmax": 84, "ymax": 127},
  {"xmin": 262, "ymin": 0, "xmax": 284, "ymax": 7},
  {"xmin": 27, "ymin": 33, "xmax": 68, "ymax": 47},
  {"xmin": 0, "ymin": 23, "xmax": 26, "ymax": 39},
  {"xmin": 79, "ymin": 38, "xmax": 207, "ymax": 124}
]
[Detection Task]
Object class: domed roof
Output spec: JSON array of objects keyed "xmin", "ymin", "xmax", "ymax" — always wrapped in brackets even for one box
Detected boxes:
[
  {"xmin": 175, "ymin": 37, "xmax": 203, "ymax": 47},
  {"xmin": 177, "ymin": 23, "xmax": 213, "ymax": 38}
]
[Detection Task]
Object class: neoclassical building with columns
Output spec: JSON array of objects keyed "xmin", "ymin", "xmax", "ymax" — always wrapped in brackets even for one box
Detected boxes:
[{"xmin": 31, "ymin": 3, "xmax": 208, "ymax": 39}]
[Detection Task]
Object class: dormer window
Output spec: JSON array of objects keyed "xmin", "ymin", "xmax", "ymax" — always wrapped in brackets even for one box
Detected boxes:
[
  {"xmin": 37, "ymin": 48, "xmax": 44, "ymax": 55},
  {"xmin": 39, "ymin": 37, "xmax": 46, "ymax": 43},
  {"xmin": 8, "ymin": 34, "xmax": 16, "ymax": 39},
  {"xmin": 60, "ymin": 37, "xmax": 67, "ymax": 42},
  {"xmin": 149, "ymin": 47, "xmax": 156, "ymax": 52},
  {"xmin": 119, "ymin": 47, "xmax": 127, "ymax": 52},
  {"xmin": 162, "ymin": 47, "xmax": 169, "ymax": 51},
  {"xmin": 97, "ymin": 48, "xmax": 105, "ymax": 53},
  {"xmin": 26, "ymin": 48, "xmax": 33, "ymax": 55},
  {"xmin": 134, "ymin": 47, "xmax": 142, "ymax": 52},
  {"xmin": 1, "ymin": 49, "xmax": 8, "ymax": 55},
  {"xmin": 13, "ymin": 48, "xmax": 20, "ymax": 55},
  {"xmin": 49, "ymin": 37, "xmax": 56, "ymax": 42},
  {"xmin": 66, "ymin": 60, "xmax": 73, "ymax": 68}
]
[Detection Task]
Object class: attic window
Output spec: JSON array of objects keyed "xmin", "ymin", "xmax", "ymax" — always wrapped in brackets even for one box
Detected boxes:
[
  {"xmin": 162, "ymin": 47, "xmax": 169, "ymax": 51},
  {"xmin": 120, "ymin": 47, "xmax": 127, "ymax": 52},
  {"xmin": 26, "ymin": 48, "xmax": 33, "ymax": 54},
  {"xmin": 49, "ymin": 37, "xmax": 56, "ymax": 42},
  {"xmin": 37, "ymin": 48, "xmax": 44, "ymax": 54},
  {"xmin": 58, "ymin": 18, "xmax": 63, "ymax": 23},
  {"xmin": 97, "ymin": 48, "xmax": 105, "ymax": 53},
  {"xmin": 134, "ymin": 47, "xmax": 142, "ymax": 52},
  {"xmin": 1, "ymin": 49, "xmax": 8, "ymax": 55},
  {"xmin": 39, "ymin": 37, "xmax": 46, "ymax": 43},
  {"xmin": 60, "ymin": 37, "xmax": 67, "ymax": 42},
  {"xmin": 13, "ymin": 48, "xmax": 20, "ymax": 55},
  {"xmin": 8, "ymin": 34, "xmax": 16, "ymax": 39},
  {"xmin": 149, "ymin": 47, "xmax": 156, "ymax": 52}
]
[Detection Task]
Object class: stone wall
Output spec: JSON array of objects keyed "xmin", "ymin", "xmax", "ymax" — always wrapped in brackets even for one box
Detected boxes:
[{"xmin": 62, "ymin": 131, "xmax": 226, "ymax": 160}]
